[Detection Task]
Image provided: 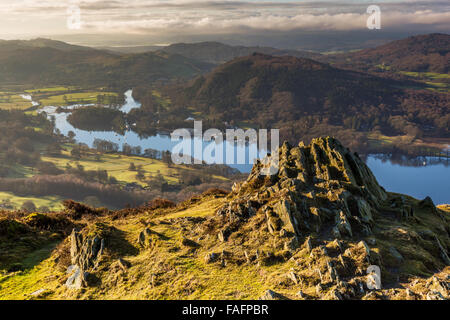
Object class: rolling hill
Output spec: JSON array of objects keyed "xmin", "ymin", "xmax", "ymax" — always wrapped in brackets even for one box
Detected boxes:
[
  {"xmin": 327, "ymin": 33, "xmax": 450, "ymax": 73},
  {"xmin": 100, "ymin": 41, "xmax": 322, "ymax": 64},
  {"xmin": 166, "ymin": 52, "xmax": 449, "ymax": 151},
  {"xmin": 0, "ymin": 39, "xmax": 213, "ymax": 87}
]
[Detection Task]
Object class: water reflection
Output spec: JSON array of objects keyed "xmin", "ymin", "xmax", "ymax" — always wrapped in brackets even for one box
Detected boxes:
[{"xmin": 33, "ymin": 90, "xmax": 449, "ymax": 204}]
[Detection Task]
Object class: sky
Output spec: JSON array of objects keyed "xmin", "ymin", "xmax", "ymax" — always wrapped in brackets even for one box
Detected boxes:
[{"xmin": 0, "ymin": 0, "xmax": 448, "ymax": 46}]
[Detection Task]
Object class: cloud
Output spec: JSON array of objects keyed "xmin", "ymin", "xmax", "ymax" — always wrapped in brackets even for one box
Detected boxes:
[{"xmin": 0, "ymin": 0, "xmax": 448, "ymax": 36}]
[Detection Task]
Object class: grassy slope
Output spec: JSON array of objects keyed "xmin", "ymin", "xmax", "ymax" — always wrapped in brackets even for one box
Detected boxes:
[
  {"xmin": 0, "ymin": 193, "xmax": 448, "ymax": 300},
  {"xmin": 0, "ymin": 144, "xmax": 229, "ymax": 211}
]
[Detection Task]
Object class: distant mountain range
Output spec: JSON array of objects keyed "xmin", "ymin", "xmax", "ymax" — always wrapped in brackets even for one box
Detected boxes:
[
  {"xmin": 326, "ymin": 33, "xmax": 450, "ymax": 73},
  {"xmin": 100, "ymin": 41, "xmax": 322, "ymax": 64},
  {"xmin": 0, "ymin": 39, "xmax": 213, "ymax": 87},
  {"xmin": 159, "ymin": 42, "xmax": 322, "ymax": 64},
  {"xmin": 1, "ymin": 33, "xmax": 448, "ymax": 88}
]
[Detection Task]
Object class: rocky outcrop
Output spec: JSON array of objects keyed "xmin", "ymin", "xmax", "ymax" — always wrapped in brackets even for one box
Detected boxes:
[
  {"xmin": 217, "ymin": 137, "xmax": 387, "ymax": 240},
  {"xmin": 66, "ymin": 226, "xmax": 106, "ymax": 290}
]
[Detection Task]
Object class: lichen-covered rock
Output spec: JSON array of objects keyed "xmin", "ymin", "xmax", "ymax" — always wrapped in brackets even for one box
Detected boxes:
[
  {"xmin": 66, "ymin": 224, "xmax": 109, "ymax": 290},
  {"xmin": 70, "ymin": 228, "xmax": 104, "ymax": 270}
]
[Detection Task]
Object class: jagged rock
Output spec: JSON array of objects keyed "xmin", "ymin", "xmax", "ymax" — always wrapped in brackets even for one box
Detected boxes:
[
  {"xmin": 315, "ymin": 283, "xmax": 325, "ymax": 296},
  {"xmin": 327, "ymin": 261, "xmax": 338, "ymax": 281},
  {"xmin": 305, "ymin": 237, "xmax": 313, "ymax": 252},
  {"xmin": 406, "ymin": 288, "xmax": 414, "ymax": 299},
  {"xmin": 287, "ymin": 271, "xmax": 298, "ymax": 285},
  {"xmin": 70, "ymin": 229, "xmax": 104, "ymax": 271},
  {"xmin": 117, "ymin": 258, "xmax": 130, "ymax": 271},
  {"xmin": 259, "ymin": 289, "xmax": 289, "ymax": 300},
  {"xmin": 65, "ymin": 225, "xmax": 110, "ymax": 290},
  {"xmin": 426, "ymin": 291, "xmax": 446, "ymax": 300},
  {"xmin": 429, "ymin": 276, "xmax": 449, "ymax": 297},
  {"xmin": 215, "ymin": 137, "xmax": 387, "ymax": 241},
  {"xmin": 328, "ymin": 289, "xmax": 343, "ymax": 300},
  {"xmin": 244, "ymin": 250, "xmax": 251, "ymax": 264},
  {"xmin": 419, "ymin": 196, "xmax": 438, "ymax": 214},
  {"xmin": 357, "ymin": 240, "xmax": 371, "ymax": 256},
  {"xmin": 138, "ymin": 228, "xmax": 153, "ymax": 248},
  {"xmin": 284, "ymin": 237, "xmax": 299, "ymax": 251},
  {"xmin": 66, "ymin": 265, "xmax": 87, "ymax": 290},
  {"xmin": 434, "ymin": 236, "xmax": 450, "ymax": 265},
  {"xmin": 338, "ymin": 255, "xmax": 347, "ymax": 269},
  {"xmin": 335, "ymin": 211, "xmax": 353, "ymax": 238}
]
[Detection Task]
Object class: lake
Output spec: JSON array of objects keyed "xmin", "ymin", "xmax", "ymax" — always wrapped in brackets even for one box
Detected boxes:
[{"xmin": 36, "ymin": 90, "xmax": 450, "ymax": 205}]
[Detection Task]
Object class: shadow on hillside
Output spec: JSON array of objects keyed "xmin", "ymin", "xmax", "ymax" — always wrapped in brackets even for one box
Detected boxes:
[{"xmin": 108, "ymin": 227, "xmax": 140, "ymax": 257}]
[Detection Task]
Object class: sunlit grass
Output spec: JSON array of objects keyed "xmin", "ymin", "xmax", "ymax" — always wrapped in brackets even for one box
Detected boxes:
[
  {"xmin": 0, "ymin": 192, "xmax": 64, "ymax": 211},
  {"xmin": 0, "ymin": 93, "xmax": 32, "ymax": 110},
  {"xmin": 39, "ymin": 92, "xmax": 118, "ymax": 106}
]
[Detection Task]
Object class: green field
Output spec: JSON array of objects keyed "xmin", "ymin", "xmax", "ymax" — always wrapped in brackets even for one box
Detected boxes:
[
  {"xmin": 0, "ymin": 142, "xmax": 229, "ymax": 211},
  {"xmin": 0, "ymin": 192, "xmax": 64, "ymax": 211},
  {"xmin": 398, "ymin": 71, "xmax": 450, "ymax": 93},
  {"xmin": 39, "ymin": 91, "xmax": 118, "ymax": 106},
  {"xmin": 25, "ymin": 86, "xmax": 77, "ymax": 94},
  {"xmin": 42, "ymin": 148, "xmax": 181, "ymax": 186},
  {"xmin": 0, "ymin": 93, "xmax": 32, "ymax": 110}
]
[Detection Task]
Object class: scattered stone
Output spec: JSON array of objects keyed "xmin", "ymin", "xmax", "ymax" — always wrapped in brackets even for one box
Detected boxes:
[
  {"xmin": 181, "ymin": 237, "xmax": 200, "ymax": 248},
  {"xmin": 259, "ymin": 289, "xmax": 289, "ymax": 300},
  {"xmin": 406, "ymin": 288, "xmax": 414, "ymax": 299},
  {"xmin": 205, "ymin": 252, "xmax": 218, "ymax": 264},
  {"xmin": 287, "ymin": 271, "xmax": 298, "ymax": 285},
  {"xmin": 305, "ymin": 237, "xmax": 313, "ymax": 252},
  {"xmin": 244, "ymin": 250, "xmax": 251, "ymax": 264},
  {"xmin": 30, "ymin": 289, "xmax": 46, "ymax": 297},
  {"xmin": 218, "ymin": 230, "xmax": 225, "ymax": 242}
]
